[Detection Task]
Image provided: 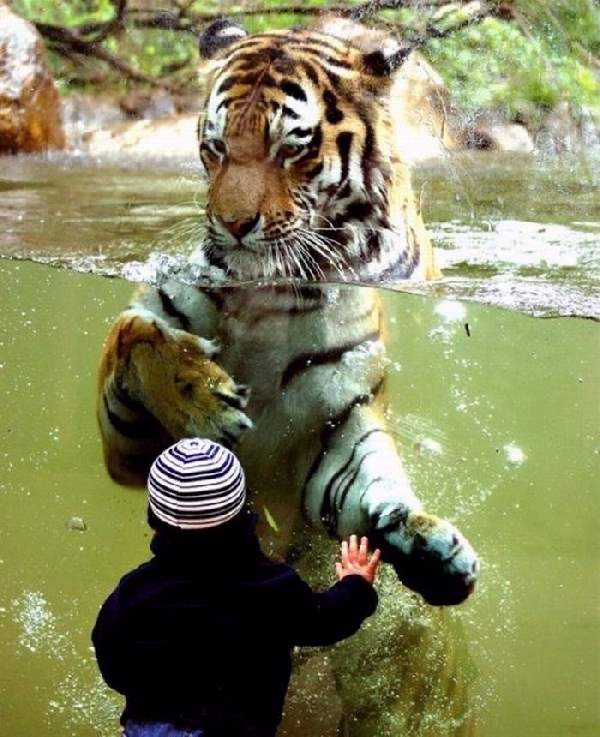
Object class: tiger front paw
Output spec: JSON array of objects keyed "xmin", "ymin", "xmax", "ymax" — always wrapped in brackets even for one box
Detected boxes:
[
  {"xmin": 205, "ymin": 379, "xmax": 253, "ymax": 448},
  {"xmin": 167, "ymin": 349, "xmax": 253, "ymax": 448},
  {"xmin": 113, "ymin": 312, "xmax": 253, "ymax": 447},
  {"xmin": 374, "ymin": 509, "xmax": 479, "ymax": 606}
]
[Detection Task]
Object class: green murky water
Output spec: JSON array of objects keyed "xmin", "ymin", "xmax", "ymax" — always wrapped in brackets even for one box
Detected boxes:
[{"xmin": 0, "ymin": 154, "xmax": 599, "ymax": 736}]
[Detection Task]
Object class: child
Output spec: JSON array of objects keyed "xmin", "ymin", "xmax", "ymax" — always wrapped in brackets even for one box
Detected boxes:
[{"xmin": 92, "ymin": 438, "xmax": 381, "ymax": 737}]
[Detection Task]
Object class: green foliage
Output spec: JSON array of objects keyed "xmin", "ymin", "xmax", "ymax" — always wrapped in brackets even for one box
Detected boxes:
[
  {"xmin": 8, "ymin": 0, "xmax": 600, "ymax": 128},
  {"xmin": 513, "ymin": 0, "xmax": 600, "ymax": 56},
  {"xmin": 12, "ymin": 0, "xmax": 114, "ymax": 26},
  {"xmin": 424, "ymin": 5, "xmax": 600, "ymax": 127}
]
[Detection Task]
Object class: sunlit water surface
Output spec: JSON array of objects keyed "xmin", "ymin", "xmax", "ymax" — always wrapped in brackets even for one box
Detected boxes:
[{"xmin": 0, "ymin": 151, "xmax": 598, "ymax": 736}]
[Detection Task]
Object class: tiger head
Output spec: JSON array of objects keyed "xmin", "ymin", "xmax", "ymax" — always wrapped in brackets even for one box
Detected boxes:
[{"xmin": 197, "ymin": 17, "xmax": 432, "ymax": 283}]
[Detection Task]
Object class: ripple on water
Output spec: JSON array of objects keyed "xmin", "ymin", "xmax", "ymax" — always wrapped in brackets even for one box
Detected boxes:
[
  {"xmin": 1, "ymin": 155, "xmax": 599, "ymax": 319},
  {"xmin": 423, "ymin": 219, "xmax": 600, "ymax": 319}
]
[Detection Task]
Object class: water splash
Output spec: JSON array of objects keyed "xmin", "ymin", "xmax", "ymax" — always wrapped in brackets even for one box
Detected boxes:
[{"xmin": 12, "ymin": 591, "xmax": 69, "ymax": 657}]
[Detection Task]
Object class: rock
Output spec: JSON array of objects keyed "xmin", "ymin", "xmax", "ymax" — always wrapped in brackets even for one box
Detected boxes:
[
  {"xmin": 0, "ymin": 4, "xmax": 66, "ymax": 153},
  {"xmin": 469, "ymin": 122, "xmax": 534, "ymax": 153},
  {"xmin": 535, "ymin": 101, "xmax": 600, "ymax": 155},
  {"xmin": 391, "ymin": 52, "xmax": 465, "ymax": 164},
  {"xmin": 66, "ymin": 516, "xmax": 87, "ymax": 532},
  {"xmin": 61, "ymin": 93, "xmax": 128, "ymax": 149},
  {"xmin": 82, "ymin": 113, "xmax": 199, "ymax": 160},
  {"xmin": 61, "ymin": 89, "xmax": 205, "ymax": 149},
  {"xmin": 579, "ymin": 106, "xmax": 600, "ymax": 152},
  {"xmin": 119, "ymin": 90, "xmax": 177, "ymax": 120}
]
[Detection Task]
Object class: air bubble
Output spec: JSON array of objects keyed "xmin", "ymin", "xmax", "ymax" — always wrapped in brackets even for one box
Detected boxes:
[
  {"xmin": 503, "ymin": 443, "xmax": 527, "ymax": 466},
  {"xmin": 434, "ymin": 299, "xmax": 467, "ymax": 322}
]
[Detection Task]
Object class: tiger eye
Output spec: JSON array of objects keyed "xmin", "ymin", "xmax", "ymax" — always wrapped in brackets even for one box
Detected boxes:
[
  {"xmin": 199, "ymin": 140, "xmax": 226, "ymax": 176},
  {"xmin": 276, "ymin": 144, "xmax": 303, "ymax": 167}
]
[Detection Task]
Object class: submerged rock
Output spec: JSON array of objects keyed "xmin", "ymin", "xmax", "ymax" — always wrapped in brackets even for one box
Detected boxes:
[
  {"xmin": 0, "ymin": 3, "xmax": 66, "ymax": 154},
  {"xmin": 66, "ymin": 516, "xmax": 87, "ymax": 532}
]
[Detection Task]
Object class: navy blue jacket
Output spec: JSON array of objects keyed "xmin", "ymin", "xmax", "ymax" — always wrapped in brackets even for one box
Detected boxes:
[{"xmin": 92, "ymin": 511, "xmax": 378, "ymax": 736}]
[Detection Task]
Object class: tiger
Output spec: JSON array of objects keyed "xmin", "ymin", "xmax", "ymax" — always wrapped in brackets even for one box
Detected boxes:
[{"xmin": 97, "ymin": 16, "xmax": 480, "ymax": 736}]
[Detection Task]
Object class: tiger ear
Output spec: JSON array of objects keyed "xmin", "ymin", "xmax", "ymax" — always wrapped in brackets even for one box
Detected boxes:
[
  {"xmin": 199, "ymin": 18, "xmax": 248, "ymax": 59},
  {"xmin": 361, "ymin": 37, "xmax": 413, "ymax": 78},
  {"xmin": 313, "ymin": 17, "xmax": 411, "ymax": 78}
]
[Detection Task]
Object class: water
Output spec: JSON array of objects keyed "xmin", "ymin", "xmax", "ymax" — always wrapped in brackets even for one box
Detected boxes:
[
  {"xmin": 0, "ymin": 152, "xmax": 599, "ymax": 736},
  {"xmin": 1, "ymin": 152, "xmax": 599, "ymax": 319}
]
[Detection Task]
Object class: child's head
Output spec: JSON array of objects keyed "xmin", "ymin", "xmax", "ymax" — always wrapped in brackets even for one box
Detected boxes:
[{"xmin": 147, "ymin": 438, "xmax": 246, "ymax": 531}]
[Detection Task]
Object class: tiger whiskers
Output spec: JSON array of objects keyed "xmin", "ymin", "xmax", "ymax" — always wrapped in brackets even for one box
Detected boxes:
[
  {"xmin": 288, "ymin": 236, "xmax": 322, "ymax": 283},
  {"xmin": 295, "ymin": 227, "xmax": 358, "ymax": 281},
  {"xmin": 152, "ymin": 216, "xmax": 208, "ymax": 257},
  {"xmin": 291, "ymin": 236, "xmax": 327, "ymax": 282}
]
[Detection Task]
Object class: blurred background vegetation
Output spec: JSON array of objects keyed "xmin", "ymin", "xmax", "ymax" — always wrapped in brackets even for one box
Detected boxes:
[{"xmin": 9, "ymin": 0, "xmax": 600, "ymax": 128}]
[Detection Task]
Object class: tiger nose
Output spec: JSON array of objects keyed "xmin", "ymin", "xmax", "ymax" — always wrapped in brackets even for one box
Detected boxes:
[{"xmin": 221, "ymin": 213, "xmax": 260, "ymax": 238}]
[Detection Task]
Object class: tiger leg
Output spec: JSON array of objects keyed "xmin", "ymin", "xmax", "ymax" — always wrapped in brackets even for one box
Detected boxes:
[
  {"xmin": 97, "ymin": 308, "xmax": 252, "ymax": 485},
  {"xmin": 330, "ymin": 587, "xmax": 478, "ymax": 737},
  {"xmin": 303, "ymin": 401, "xmax": 478, "ymax": 606}
]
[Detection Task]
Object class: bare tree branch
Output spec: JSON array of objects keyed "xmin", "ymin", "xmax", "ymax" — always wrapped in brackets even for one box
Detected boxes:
[
  {"xmin": 35, "ymin": 21, "xmax": 180, "ymax": 92},
  {"xmin": 76, "ymin": 0, "xmax": 128, "ymax": 40},
  {"xmin": 349, "ymin": 1, "xmax": 414, "ymax": 21},
  {"xmin": 34, "ymin": 1, "xmax": 504, "ymax": 92}
]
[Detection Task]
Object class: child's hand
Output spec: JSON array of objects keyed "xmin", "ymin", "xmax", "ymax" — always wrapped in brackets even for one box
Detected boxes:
[{"xmin": 335, "ymin": 535, "xmax": 381, "ymax": 585}]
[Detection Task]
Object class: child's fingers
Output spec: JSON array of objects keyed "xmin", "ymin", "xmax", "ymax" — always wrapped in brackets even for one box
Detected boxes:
[
  {"xmin": 358, "ymin": 536, "xmax": 368, "ymax": 566},
  {"xmin": 335, "ymin": 561, "xmax": 343, "ymax": 579},
  {"xmin": 367, "ymin": 548, "xmax": 382, "ymax": 574},
  {"xmin": 341, "ymin": 539, "xmax": 349, "ymax": 568},
  {"xmin": 349, "ymin": 534, "xmax": 358, "ymax": 562}
]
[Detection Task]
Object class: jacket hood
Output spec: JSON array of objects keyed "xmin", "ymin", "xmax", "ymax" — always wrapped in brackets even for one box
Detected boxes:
[{"xmin": 149, "ymin": 507, "xmax": 265, "ymax": 573}]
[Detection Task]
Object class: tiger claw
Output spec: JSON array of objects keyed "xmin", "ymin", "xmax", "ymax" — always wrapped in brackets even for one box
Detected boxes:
[
  {"xmin": 235, "ymin": 384, "xmax": 250, "ymax": 407},
  {"xmin": 196, "ymin": 336, "xmax": 221, "ymax": 357},
  {"xmin": 214, "ymin": 383, "xmax": 251, "ymax": 410}
]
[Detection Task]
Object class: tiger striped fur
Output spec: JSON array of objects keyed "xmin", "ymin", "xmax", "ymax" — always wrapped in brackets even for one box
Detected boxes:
[
  {"xmin": 198, "ymin": 16, "xmax": 439, "ymax": 284},
  {"xmin": 97, "ymin": 17, "xmax": 479, "ymax": 735}
]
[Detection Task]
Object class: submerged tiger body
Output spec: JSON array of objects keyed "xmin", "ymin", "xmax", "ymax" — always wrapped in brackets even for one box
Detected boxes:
[{"xmin": 98, "ymin": 17, "xmax": 479, "ymax": 736}]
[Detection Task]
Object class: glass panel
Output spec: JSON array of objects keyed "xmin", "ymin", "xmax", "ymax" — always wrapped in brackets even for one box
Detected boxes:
[
  {"xmin": 1, "ymin": 260, "xmax": 598, "ymax": 735},
  {"xmin": 1, "ymin": 3, "xmax": 599, "ymax": 737}
]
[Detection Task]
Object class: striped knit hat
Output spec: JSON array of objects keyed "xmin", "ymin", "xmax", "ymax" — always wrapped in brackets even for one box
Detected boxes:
[{"xmin": 147, "ymin": 438, "xmax": 246, "ymax": 529}]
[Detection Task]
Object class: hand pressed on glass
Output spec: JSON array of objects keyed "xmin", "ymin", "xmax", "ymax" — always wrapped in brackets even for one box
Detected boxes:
[{"xmin": 336, "ymin": 535, "xmax": 381, "ymax": 585}]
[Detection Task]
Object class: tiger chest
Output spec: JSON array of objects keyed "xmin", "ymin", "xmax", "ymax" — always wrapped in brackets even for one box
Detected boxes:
[{"xmin": 212, "ymin": 285, "xmax": 384, "ymax": 427}]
